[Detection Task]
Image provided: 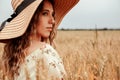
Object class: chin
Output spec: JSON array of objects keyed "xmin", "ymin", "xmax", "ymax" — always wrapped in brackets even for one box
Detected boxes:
[{"xmin": 42, "ymin": 34, "xmax": 50, "ymax": 38}]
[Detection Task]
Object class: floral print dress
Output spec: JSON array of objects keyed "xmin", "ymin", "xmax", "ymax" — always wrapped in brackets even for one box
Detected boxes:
[{"xmin": 16, "ymin": 44, "xmax": 66, "ymax": 80}]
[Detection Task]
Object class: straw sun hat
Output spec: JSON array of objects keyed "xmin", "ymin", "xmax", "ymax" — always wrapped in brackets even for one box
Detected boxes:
[{"xmin": 0, "ymin": 0, "xmax": 79, "ymax": 40}]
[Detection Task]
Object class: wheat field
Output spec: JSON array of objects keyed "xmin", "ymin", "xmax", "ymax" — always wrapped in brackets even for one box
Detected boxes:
[{"xmin": 0, "ymin": 30, "xmax": 120, "ymax": 80}]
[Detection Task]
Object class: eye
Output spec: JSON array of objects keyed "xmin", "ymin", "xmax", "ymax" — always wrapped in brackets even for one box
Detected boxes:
[{"xmin": 42, "ymin": 12, "xmax": 48, "ymax": 16}]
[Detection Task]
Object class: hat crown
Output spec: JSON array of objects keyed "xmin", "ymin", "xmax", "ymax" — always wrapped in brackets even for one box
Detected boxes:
[{"xmin": 11, "ymin": 0, "xmax": 24, "ymax": 11}]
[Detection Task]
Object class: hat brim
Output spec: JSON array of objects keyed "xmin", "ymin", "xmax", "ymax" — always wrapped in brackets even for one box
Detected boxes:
[
  {"xmin": 55, "ymin": 0, "xmax": 79, "ymax": 28},
  {"xmin": 0, "ymin": 0, "xmax": 42, "ymax": 40},
  {"xmin": 0, "ymin": 0, "xmax": 79, "ymax": 40}
]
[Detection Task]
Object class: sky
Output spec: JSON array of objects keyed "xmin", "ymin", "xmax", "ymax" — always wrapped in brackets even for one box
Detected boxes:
[{"xmin": 0, "ymin": 0, "xmax": 120, "ymax": 29}]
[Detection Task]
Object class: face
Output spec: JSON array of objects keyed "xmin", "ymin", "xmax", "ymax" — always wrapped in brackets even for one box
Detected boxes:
[{"xmin": 36, "ymin": 0, "xmax": 55, "ymax": 38}]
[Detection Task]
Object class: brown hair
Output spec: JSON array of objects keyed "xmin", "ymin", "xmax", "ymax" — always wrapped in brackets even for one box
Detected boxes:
[{"xmin": 2, "ymin": 0, "xmax": 55, "ymax": 79}]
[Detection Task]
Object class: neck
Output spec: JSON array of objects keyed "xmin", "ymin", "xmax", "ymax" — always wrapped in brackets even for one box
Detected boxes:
[{"xmin": 30, "ymin": 33, "xmax": 41, "ymax": 42}]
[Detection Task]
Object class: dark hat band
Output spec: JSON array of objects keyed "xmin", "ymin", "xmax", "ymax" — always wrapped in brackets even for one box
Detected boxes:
[{"xmin": 0, "ymin": 0, "xmax": 36, "ymax": 31}]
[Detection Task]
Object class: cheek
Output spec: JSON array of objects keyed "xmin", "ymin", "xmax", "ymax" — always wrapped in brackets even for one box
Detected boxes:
[
  {"xmin": 37, "ymin": 17, "xmax": 47, "ymax": 29},
  {"xmin": 36, "ymin": 24, "xmax": 44, "ymax": 34},
  {"xmin": 36, "ymin": 16, "xmax": 48, "ymax": 33},
  {"xmin": 35, "ymin": 16, "xmax": 50, "ymax": 38},
  {"xmin": 36, "ymin": 23, "xmax": 50, "ymax": 38},
  {"xmin": 36, "ymin": 20, "xmax": 45, "ymax": 31}
]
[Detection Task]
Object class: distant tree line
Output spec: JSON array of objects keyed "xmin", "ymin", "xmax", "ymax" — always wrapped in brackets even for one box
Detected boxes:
[{"xmin": 58, "ymin": 28, "xmax": 120, "ymax": 31}]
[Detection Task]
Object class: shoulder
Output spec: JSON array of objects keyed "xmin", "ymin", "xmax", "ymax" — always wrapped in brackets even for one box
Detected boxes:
[
  {"xmin": 25, "ymin": 42, "xmax": 61, "ymax": 61},
  {"xmin": 26, "ymin": 42, "xmax": 57, "ymax": 57},
  {"xmin": 45, "ymin": 43, "xmax": 55, "ymax": 50},
  {"xmin": 45, "ymin": 43, "xmax": 58, "ymax": 54}
]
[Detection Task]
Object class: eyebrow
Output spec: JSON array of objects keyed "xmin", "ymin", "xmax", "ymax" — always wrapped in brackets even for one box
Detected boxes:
[{"xmin": 42, "ymin": 9, "xmax": 54, "ymax": 13}]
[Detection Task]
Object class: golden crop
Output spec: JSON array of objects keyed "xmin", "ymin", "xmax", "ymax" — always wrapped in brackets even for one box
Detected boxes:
[{"xmin": 0, "ymin": 30, "xmax": 120, "ymax": 80}]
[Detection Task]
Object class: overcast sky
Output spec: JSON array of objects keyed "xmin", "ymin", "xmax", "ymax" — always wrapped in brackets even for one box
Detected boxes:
[
  {"xmin": 0, "ymin": 0, "xmax": 120, "ymax": 29},
  {"xmin": 59, "ymin": 0, "xmax": 120, "ymax": 29}
]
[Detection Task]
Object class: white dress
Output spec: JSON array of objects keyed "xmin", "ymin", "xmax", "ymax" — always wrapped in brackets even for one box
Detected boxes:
[{"xmin": 15, "ymin": 44, "xmax": 66, "ymax": 80}]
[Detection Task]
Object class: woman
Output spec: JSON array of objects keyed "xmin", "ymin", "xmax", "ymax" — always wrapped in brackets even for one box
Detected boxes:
[{"xmin": 0, "ymin": 0, "xmax": 79, "ymax": 80}]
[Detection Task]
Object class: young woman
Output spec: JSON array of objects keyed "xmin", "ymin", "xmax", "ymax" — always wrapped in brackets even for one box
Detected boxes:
[{"xmin": 0, "ymin": 0, "xmax": 79, "ymax": 80}]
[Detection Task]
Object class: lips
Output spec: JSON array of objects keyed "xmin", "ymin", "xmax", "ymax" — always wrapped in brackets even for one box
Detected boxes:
[{"xmin": 46, "ymin": 27, "xmax": 52, "ymax": 31}]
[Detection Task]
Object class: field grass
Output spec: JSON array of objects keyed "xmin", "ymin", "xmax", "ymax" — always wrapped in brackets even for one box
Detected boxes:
[{"xmin": 0, "ymin": 30, "xmax": 120, "ymax": 80}]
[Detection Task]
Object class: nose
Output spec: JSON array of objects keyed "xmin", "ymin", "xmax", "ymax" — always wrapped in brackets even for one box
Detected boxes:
[{"xmin": 49, "ymin": 16, "xmax": 55, "ymax": 25}]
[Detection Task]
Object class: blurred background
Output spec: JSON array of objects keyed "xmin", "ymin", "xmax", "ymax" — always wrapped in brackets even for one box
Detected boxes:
[{"xmin": 0, "ymin": 0, "xmax": 120, "ymax": 30}]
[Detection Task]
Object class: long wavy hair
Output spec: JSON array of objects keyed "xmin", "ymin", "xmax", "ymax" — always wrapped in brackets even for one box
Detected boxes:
[{"xmin": 2, "ymin": 0, "xmax": 55, "ymax": 79}]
